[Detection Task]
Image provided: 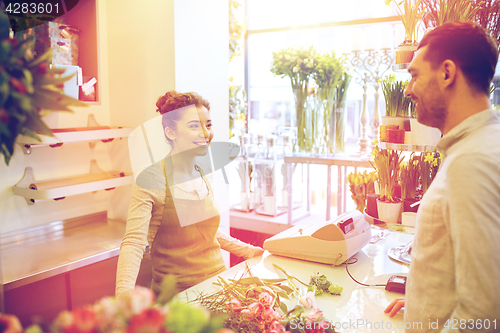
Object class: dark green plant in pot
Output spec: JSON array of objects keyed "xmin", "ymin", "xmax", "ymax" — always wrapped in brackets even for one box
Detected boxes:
[{"xmin": 0, "ymin": 10, "xmax": 87, "ymax": 165}]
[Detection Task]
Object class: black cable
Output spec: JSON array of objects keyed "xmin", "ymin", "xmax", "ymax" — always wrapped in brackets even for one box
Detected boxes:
[{"xmin": 343, "ymin": 257, "xmax": 387, "ymax": 287}]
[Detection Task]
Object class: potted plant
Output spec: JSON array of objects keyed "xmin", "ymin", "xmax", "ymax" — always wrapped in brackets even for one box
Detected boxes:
[
  {"xmin": 270, "ymin": 46, "xmax": 318, "ymax": 153},
  {"xmin": 347, "ymin": 170, "xmax": 377, "ymax": 213},
  {"xmin": 400, "ymin": 153, "xmax": 420, "ymax": 212},
  {"xmin": 0, "ymin": 10, "xmax": 87, "ymax": 165},
  {"xmin": 386, "ymin": 0, "xmax": 425, "ymax": 64},
  {"xmin": 419, "ymin": 149, "xmax": 442, "ymax": 196},
  {"xmin": 371, "ymin": 143, "xmax": 404, "ymax": 223},
  {"xmin": 379, "ymin": 74, "xmax": 413, "ymax": 143}
]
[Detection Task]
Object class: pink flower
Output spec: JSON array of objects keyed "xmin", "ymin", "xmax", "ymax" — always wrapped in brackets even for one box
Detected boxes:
[
  {"xmin": 240, "ymin": 309, "xmax": 254, "ymax": 321},
  {"xmin": 61, "ymin": 307, "xmax": 98, "ymax": 333},
  {"xmin": 247, "ymin": 302, "xmax": 263, "ymax": 316},
  {"xmin": 269, "ymin": 320, "xmax": 286, "ymax": 333},
  {"xmin": 127, "ymin": 308, "xmax": 168, "ymax": 333},
  {"xmin": 258, "ymin": 292, "xmax": 274, "ymax": 308},
  {"xmin": 307, "ymin": 308, "xmax": 324, "ymax": 321},
  {"xmin": 117, "ymin": 287, "xmax": 155, "ymax": 316},
  {"xmin": 227, "ymin": 299, "xmax": 241, "ymax": 313},
  {"xmin": 261, "ymin": 308, "xmax": 282, "ymax": 323},
  {"xmin": 299, "ymin": 291, "xmax": 317, "ymax": 309}
]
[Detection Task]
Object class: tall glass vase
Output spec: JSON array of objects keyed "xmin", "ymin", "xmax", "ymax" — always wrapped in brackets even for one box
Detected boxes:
[
  {"xmin": 292, "ymin": 85, "xmax": 311, "ymax": 153},
  {"xmin": 334, "ymin": 107, "xmax": 346, "ymax": 153},
  {"xmin": 317, "ymin": 86, "xmax": 335, "ymax": 154},
  {"xmin": 327, "ymin": 106, "xmax": 347, "ymax": 153}
]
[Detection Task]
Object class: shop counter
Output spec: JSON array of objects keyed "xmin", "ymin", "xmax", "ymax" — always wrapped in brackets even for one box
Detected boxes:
[{"xmin": 178, "ymin": 226, "xmax": 413, "ymax": 333}]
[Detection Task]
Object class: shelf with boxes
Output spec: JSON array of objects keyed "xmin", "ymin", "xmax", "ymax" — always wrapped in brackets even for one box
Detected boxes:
[{"xmin": 13, "ymin": 0, "xmax": 99, "ymax": 101}]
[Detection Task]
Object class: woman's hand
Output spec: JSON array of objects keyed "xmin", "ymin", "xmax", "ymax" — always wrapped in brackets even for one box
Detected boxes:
[
  {"xmin": 252, "ymin": 247, "xmax": 264, "ymax": 257},
  {"xmin": 384, "ymin": 297, "xmax": 405, "ymax": 317}
]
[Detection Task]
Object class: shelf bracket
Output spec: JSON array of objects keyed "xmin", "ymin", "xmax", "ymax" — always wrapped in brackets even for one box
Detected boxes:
[
  {"xmin": 15, "ymin": 167, "xmax": 36, "ymax": 205},
  {"xmin": 88, "ymin": 113, "xmax": 100, "ymax": 149}
]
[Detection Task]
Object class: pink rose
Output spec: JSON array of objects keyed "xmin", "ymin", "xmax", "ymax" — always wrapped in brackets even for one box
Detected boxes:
[
  {"xmin": 258, "ymin": 292, "xmax": 274, "ymax": 308},
  {"xmin": 227, "ymin": 299, "xmax": 242, "ymax": 313}
]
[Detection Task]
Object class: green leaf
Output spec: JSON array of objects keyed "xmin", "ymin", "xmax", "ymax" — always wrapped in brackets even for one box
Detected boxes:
[
  {"xmin": 279, "ymin": 301, "xmax": 288, "ymax": 314},
  {"xmin": 23, "ymin": 113, "xmax": 53, "ymax": 137},
  {"xmin": 157, "ymin": 274, "xmax": 179, "ymax": 305}
]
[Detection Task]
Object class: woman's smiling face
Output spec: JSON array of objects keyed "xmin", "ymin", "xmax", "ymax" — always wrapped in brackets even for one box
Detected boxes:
[{"xmin": 165, "ymin": 105, "xmax": 213, "ymax": 155}]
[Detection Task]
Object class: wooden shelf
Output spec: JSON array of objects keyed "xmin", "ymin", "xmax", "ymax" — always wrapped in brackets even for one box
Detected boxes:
[
  {"xmin": 16, "ymin": 127, "xmax": 132, "ymax": 154},
  {"xmin": 380, "ymin": 142, "xmax": 436, "ymax": 152},
  {"xmin": 14, "ymin": 160, "xmax": 133, "ymax": 204}
]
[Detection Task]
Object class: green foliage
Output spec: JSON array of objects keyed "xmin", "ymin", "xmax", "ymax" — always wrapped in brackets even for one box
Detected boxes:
[
  {"xmin": 228, "ymin": 0, "xmax": 247, "ymax": 137},
  {"xmin": 0, "ymin": 10, "xmax": 87, "ymax": 165},
  {"xmin": 386, "ymin": 0, "xmax": 425, "ymax": 43},
  {"xmin": 400, "ymin": 153, "xmax": 420, "ymax": 200},
  {"xmin": 229, "ymin": 0, "xmax": 245, "ymax": 63},
  {"xmin": 313, "ymin": 52, "xmax": 343, "ymax": 90},
  {"xmin": 307, "ymin": 273, "xmax": 343, "ymax": 296},
  {"xmin": 229, "ymin": 78, "xmax": 247, "ymax": 138},
  {"xmin": 435, "ymin": 0, "xmax": 482, "ymax": 26},
  {"xmin": 270, "ymin": 46, "xmax": 318, "ymax": 89},
  {"xmin": 380, "ymin": 74, "xmax": 413, "ymax": 117}
]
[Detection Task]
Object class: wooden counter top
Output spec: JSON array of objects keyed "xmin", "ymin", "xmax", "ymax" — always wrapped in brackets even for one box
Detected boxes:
[{"xmin": 1, "ymin": 212, "xmax": 126, "ymax": 291}]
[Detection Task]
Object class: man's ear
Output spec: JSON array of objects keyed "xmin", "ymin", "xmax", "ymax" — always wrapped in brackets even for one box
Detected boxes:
[
  {"xmin": 165, "ymin": 127, "xmax": 176, "ymax": 142},
  {"xmin": 441, "ymin": 59, "xmax": 457, "ymax": 89}
]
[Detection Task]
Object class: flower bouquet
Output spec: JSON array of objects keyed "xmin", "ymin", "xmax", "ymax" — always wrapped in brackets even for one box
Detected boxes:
[
  {"xmin": 24, "ymin": 279, "xmax": 226, "ymax": 333},
  {"xmin": 193, "ymin": 263, "xmax": 341, "ymax": 333},
  {"xmin": 271, "ymin": 46, "xmax": 318, "ymax": 153},
  {"xmin": 346, "ymin": 170, "xmax": 377, "ymax": 212}
]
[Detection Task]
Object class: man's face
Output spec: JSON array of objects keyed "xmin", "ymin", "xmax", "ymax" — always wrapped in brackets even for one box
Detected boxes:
[{"xmin": 405, "ymin": 46, "xmax": 448, "ymax": 131}]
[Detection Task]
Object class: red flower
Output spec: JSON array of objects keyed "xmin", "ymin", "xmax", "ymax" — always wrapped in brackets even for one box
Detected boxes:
[
  {"xmin": 227, "ymin": 299, "xmax": 241, "ymax": 313},
  {"xmin": 9, "ymin": 77, "xmax": 26, "ymax": 94},
  {"xmin": 36, "ymin": 63, "xmax": 48, "ymax": 75},
  {"xmin": 62, "ymin": 308, "xmax": 98, "ymax": 333},
  {"xmin": 127, "ymin": 308, "xmax": 168, "ymax": 333},
  {"xmin": 0, "ymin": 108, "xmax": 8, "ymax": 124}
]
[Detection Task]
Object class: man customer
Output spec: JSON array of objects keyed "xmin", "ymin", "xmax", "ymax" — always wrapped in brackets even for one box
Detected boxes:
[{"xmin": 384, "ymin": 21, "xmax": 500, "ymax": 332}]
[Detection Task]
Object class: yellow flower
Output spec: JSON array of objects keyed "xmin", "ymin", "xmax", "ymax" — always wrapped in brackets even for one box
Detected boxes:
[{"xmin": 424, "ymin": 153, "xmax": 434, "ymax": 164}]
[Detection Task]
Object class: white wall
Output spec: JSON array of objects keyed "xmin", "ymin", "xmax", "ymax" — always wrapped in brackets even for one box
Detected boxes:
[
  {"xmin": 173, "ymin": 0, "xmax": 230, "ymax": 262},
  {"xmin": 0, "ymin": 0, "xmax": 230, "ymax": 262}
]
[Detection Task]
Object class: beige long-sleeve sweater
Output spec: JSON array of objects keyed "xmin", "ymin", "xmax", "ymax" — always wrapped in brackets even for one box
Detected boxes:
[{"xmin": 115, "ymin": 161, "xmax": 261, "ymax": 297}]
